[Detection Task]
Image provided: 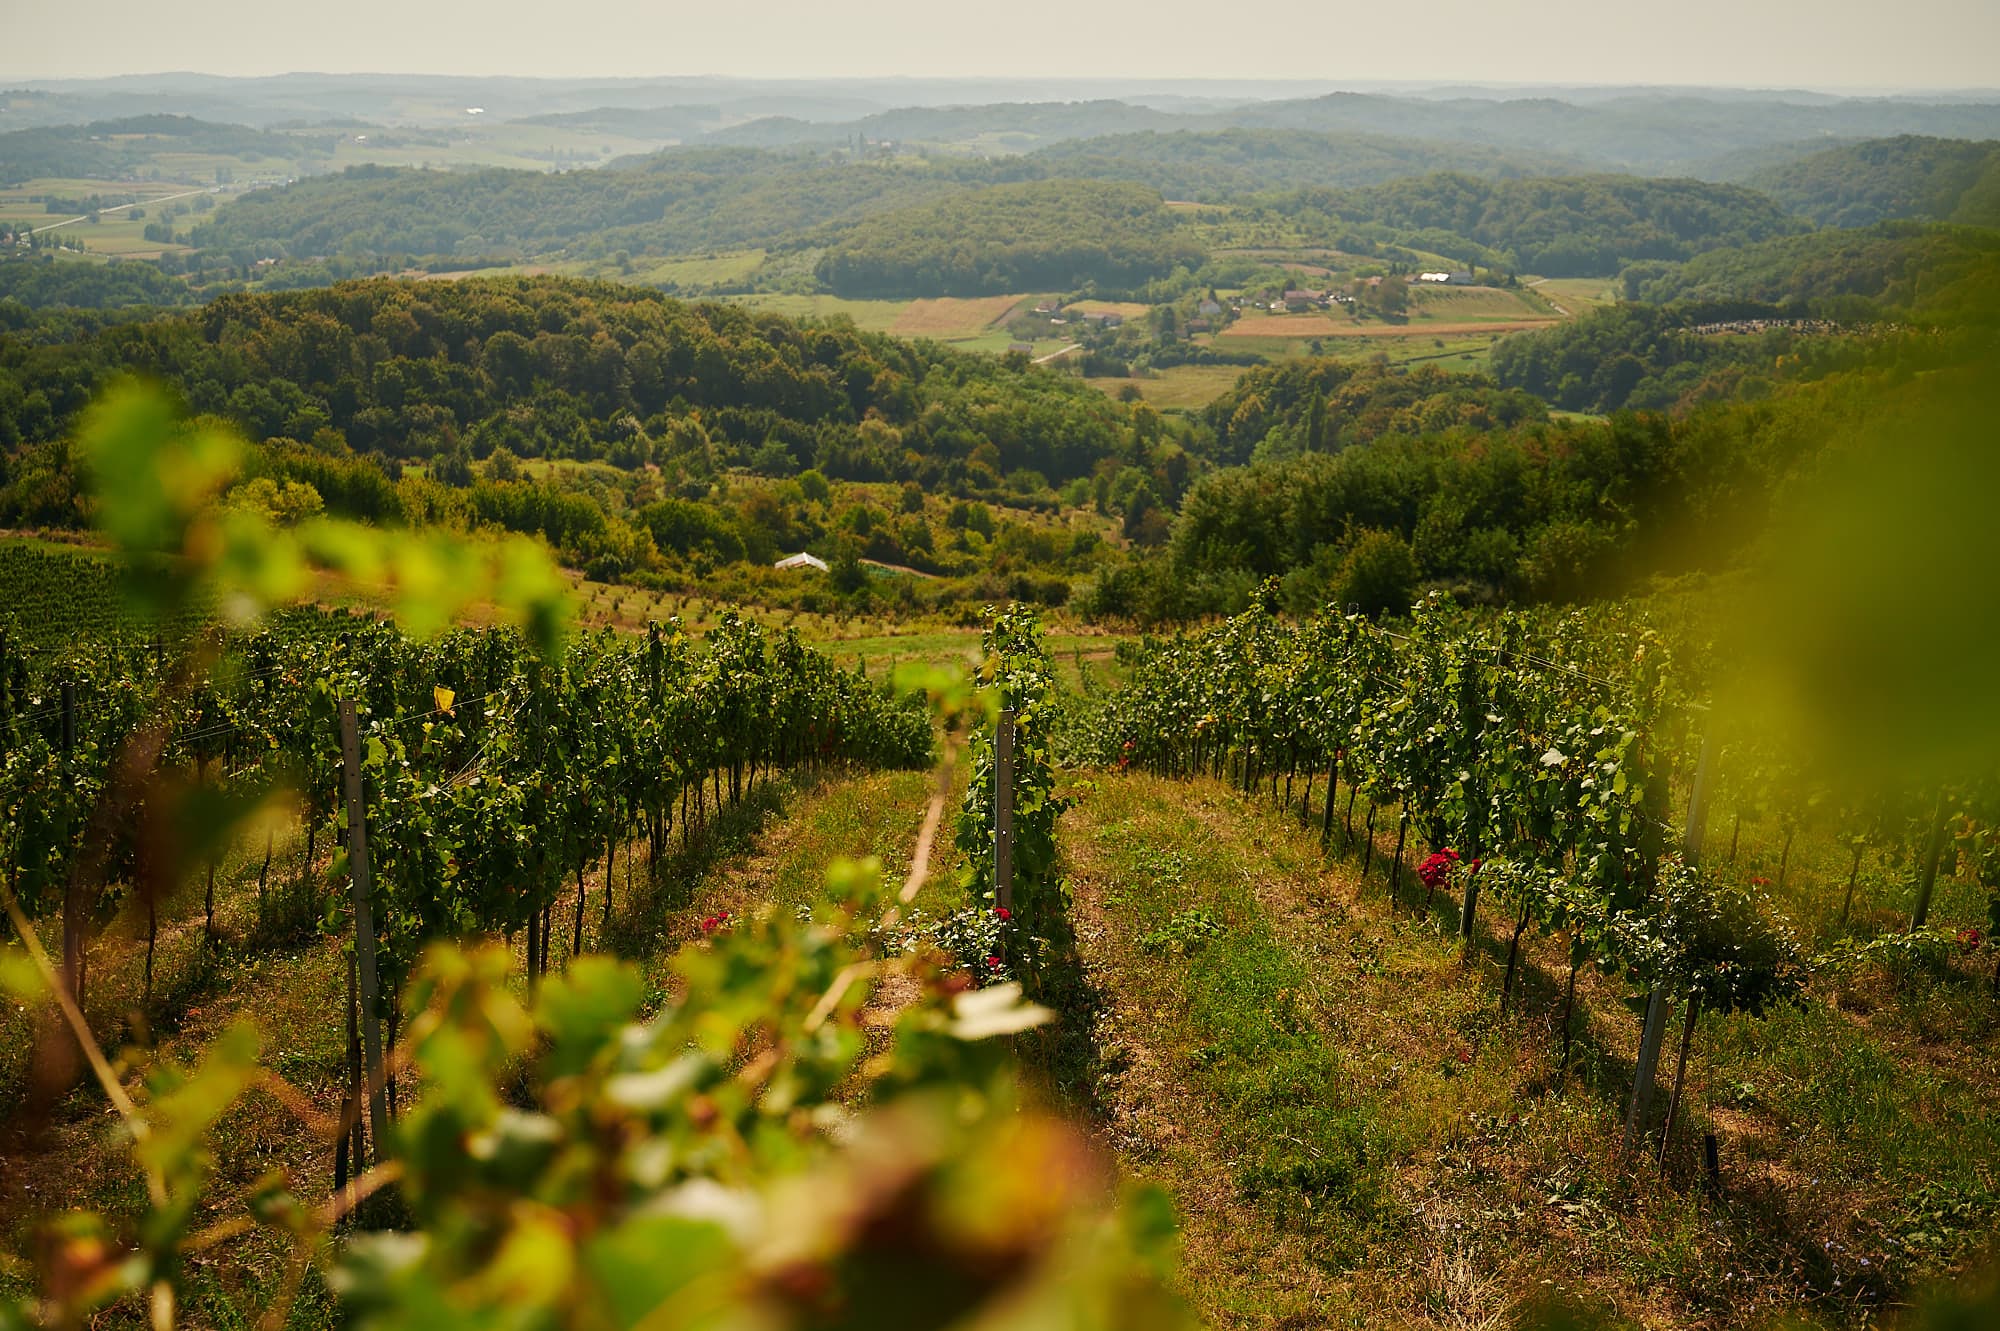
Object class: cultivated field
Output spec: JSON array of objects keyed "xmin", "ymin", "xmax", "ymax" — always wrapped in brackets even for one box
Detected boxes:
[
  {"xmin": 631, "ymin": 249, "xmax": 768, "ymax": 287},
  {"xmin": 1086, "ymin": 363, "xmax": 1250, "ymax": 410},
  {"xmin": 1, "ymin": 177, "xmax": 208, "ymax": 259},
  {"xmin": 889, "ymin": 294, "xmax": 1027, "ymax": 337},
  {"xmin": 1530, "ymin": 275, "xmax": 1623, "ymax": 314}
]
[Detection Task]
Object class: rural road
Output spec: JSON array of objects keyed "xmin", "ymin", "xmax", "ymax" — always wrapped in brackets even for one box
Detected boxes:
[
  {"xmin": 1526, "ymin": 277, "xmax": 1571, "ymax": 318},
  {"xmin": 1033, "ymin": 343, "xmax": 1082, "ymax": 365},
  {"xmin": 28, "ymin": 186, "xmax": 211, "ymax": 236}
]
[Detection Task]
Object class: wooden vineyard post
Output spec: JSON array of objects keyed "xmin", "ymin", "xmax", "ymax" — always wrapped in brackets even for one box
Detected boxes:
[
  {"xmin": 1459, "ymin": 870, "xmax": 1482, "ymax": 946},
  {"xmin": 59, "ymin": 681, "xmax": 85, "ymax": 1010},
  {"xmin": 1459, "ymin": 657, "xmax": 1486, "ymax": 944},
  {"xmin": 1623, "ymin": 988, "xmax": 1672, "ymax": 1156},
  {"xmin": 1320, "ymin": 752, "xmax": 1338, "ymax": 847},
  {"xmin": 994, "ymin": 710, "xmax": 1017, "ymax": 915},
  {"xmin": 1625, "ymin": 720, "xmax": 1716, "ymax": 1158},
  {"xmin": 338, "ymin": 700, "xmax": 391, "ymax": 1164},
  {"xmin": 1909, "ymin": 793, "xmax": 1948, "ymax": 931}
]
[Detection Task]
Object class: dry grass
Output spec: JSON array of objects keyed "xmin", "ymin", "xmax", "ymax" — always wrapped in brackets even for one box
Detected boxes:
[{"xmin": 890, "ymin": 294, "xmax": 1027, "ymax": 338}]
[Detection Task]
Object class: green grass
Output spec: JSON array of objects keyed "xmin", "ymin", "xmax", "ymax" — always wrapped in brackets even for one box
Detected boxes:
[
  {"xmin": 1532, "ymin": 276, "xmax": 1624, "ymax": 314},
  {"xmin": 1056, "ymin": 769, "xmax": 2000, "ymax": 1329},
  {"xmin": 1086, "ymin": 364, "xmax": 1249, "ymax": 411},
  {"xmin": 632, "ymin": 249, "xmax": 767, "ymax": 287}
]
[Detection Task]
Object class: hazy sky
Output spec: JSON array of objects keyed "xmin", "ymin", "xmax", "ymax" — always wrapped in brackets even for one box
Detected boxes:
[{"xmin": 4, "ymin": 0, "xmax": 1997, "ymax": 91}]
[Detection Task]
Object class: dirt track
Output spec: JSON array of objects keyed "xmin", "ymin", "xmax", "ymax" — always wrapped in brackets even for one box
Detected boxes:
[{"xmin": 1222, "ymin": 316, "xmax": 1561, "ymax": 339}]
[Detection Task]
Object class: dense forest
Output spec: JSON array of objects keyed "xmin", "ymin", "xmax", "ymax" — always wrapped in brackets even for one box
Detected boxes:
[
  {"xmin": 1756, "ymin": 135, "xmax": 2000, "ymax": 228},
  {"xmin": 1198, "ymin": 360, "xmax": 1548, "ymax": 466},
  {"xmin": 1627, "ymin": 221, "xmax": 2000, "ymax": 308},
  {"xmin": 0, "ymin": 256, "xmax": 197, "ymax": 310},
  {"xmin": 1485, "ymin": 303, "xmax": 1863, "ymax": 413},
  {"xmin": 1087, "ymin": 352, "xmax": 1947, "ymax": 620},
  {"xmin": 814, "ymin": 180, "xmax": 1202, "ymax": 297}
]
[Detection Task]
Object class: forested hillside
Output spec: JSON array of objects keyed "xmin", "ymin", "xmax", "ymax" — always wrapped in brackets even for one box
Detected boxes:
[
  {"xmin": 1628, "ymin": 221, "xmax": 2000, "ymax": 308},
  {"xmin": 1254, "ymin": 173, "xmax": 1806, "ymax": 275},
  {"xmin": 0, "ymin": 276, "xmax": 1172, "ymax": 581},
  {"xmin": 1757, "ymin": 135, "xmax": 2000, "ymax": 227},
  {"xmin": 1088, "ymin": 355, "xmax": 1931, "ymax": 620},
  {"xmin": 1199, "ymin": 360, "xmax": 1548, "ymax": 466},
  {"xmin": 814, "ymin": 180, "xmax": 1202, "ymax": 297},
  {"xmin": 186, "ymin": 152, "xmax": 1033, "ymax": 266},
  {"xmin": 181, "ymin": 154, "xmax": 1811, "ymax": 292},
  {"xmin": 1487, "ymin": 303, "xmax": 1878, "ymax": 413}
]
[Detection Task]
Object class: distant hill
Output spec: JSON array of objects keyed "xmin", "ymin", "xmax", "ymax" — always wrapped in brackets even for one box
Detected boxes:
[
  {"xmin": 643, "ymin": 91, "xmax": 2000, "ymax": 175},
  {"xmin": 0, "ymin": 114, "xmax": 331, "ymax": 186},
  {"xmin": 815, "ymin": 179, "xmax": 1202, "ymax": 298},
  {"xmin": 188, "ymin": 152, "xmax": 1033, "ymax": 265},
  {"xmin": 1025, "ymin": 129, "xmax": 1587, "ymax": 198},
  {"xmin": 186, "ymin": 149, "xmax": 1811, "ymax": 286},
  {"xmin": 512, "ymin": 104, "xmax": 724, "ymax": 138},
  {"xmin": 1222, "ymin": 93, "xmax": 2000, "ymax": 175},
  {"xmin": 703, "ymin": 99, "xmax": 1184, "ymax": 150},
  {"xmin": 1753, "ymin": 136, "xmax": 2000, "ymax": 227}
]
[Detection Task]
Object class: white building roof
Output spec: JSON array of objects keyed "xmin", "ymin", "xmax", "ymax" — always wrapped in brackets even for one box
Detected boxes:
[{"xmin": 774, "ymin": 552, "xmax": 829, "ymax": 572}]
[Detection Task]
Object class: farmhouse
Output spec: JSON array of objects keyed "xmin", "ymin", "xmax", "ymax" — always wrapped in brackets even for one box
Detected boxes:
[
  {"xmin": 773, "ymin": 552, "xmax": 829, "ymax": 572},
  {"xmin": 1007, "ymin": 341, "xmax": 1035, "ymax": 355}
]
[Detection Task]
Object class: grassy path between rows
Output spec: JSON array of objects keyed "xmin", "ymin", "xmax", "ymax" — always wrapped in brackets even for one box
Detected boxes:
[{"xmin": 1056, "ymin": 771, "xmax": 2000, "ymax": 1330}]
